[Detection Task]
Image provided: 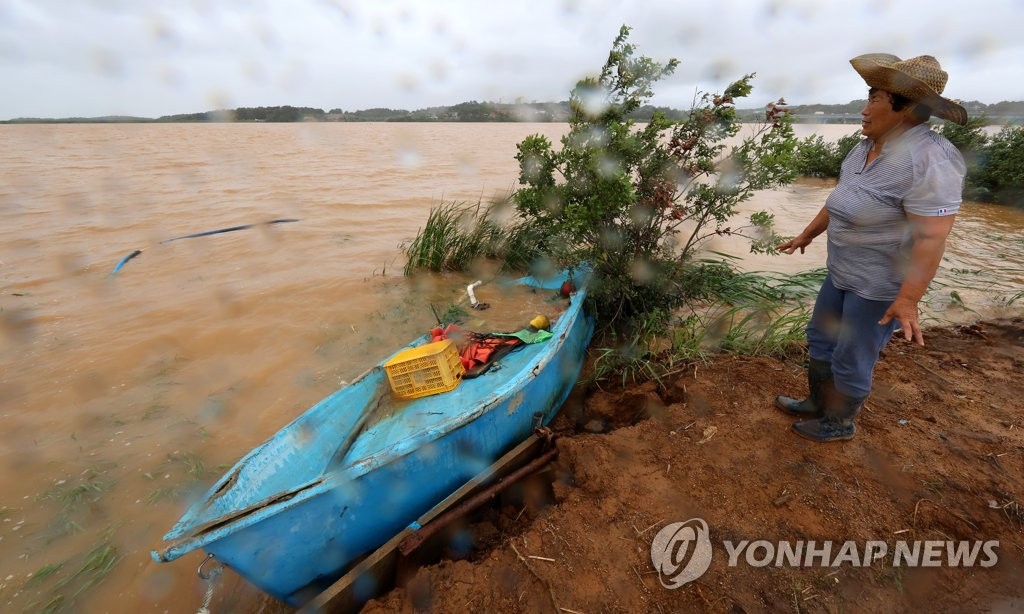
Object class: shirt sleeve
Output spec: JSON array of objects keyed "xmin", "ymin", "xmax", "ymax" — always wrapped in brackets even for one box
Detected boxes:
[{"xmin": 903, "ymin": 147, "xmax": 966, "ymax": 217}]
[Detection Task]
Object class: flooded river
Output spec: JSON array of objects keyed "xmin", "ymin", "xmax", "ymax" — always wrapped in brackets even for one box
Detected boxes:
[{"xmin": 1, "ymin": 122, "xmax": 1022, "ymax": 612}]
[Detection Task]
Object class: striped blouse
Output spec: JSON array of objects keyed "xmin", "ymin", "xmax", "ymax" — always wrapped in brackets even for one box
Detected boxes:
[{"xmin": 824, "ymin": 123, "xmax": 966, "ymax": 301}]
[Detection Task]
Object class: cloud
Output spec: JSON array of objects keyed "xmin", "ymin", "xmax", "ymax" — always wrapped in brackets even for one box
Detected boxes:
[{"xmin": 1, "ymin": 0, "xmax": 1021, "ymax": 119}]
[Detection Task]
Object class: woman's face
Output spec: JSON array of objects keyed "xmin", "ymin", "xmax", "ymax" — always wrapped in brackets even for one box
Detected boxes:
[{"xmin": 860, "ymin": 90, "xmax": 907, "ymax": 142}]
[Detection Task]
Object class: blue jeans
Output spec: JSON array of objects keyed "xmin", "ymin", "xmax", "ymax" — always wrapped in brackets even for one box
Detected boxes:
[{"xmin": 806, "ymin": 275, "xmax": 899, "ymax": 398}]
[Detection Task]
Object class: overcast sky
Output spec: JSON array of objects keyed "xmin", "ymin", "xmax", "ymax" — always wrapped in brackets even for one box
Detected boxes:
[{"xmin": 2, "ymin": 0, "xmax": 1022, "ymax": 120}]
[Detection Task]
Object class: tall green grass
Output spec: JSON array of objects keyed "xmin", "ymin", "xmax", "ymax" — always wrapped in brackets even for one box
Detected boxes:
[
  {"xmin": 401, "ymin": 199, "xmax": 543, "ymax": 275},
  {"xmin": 22, "ymin": 529, "xmax": 121, "ymax": 613},
  {"xmin": 672, "ymin": 303, "xmax": 811, "ymax": 358},
  {"xmin": 589, "ymin": 258, "xmax": 1023, "ymax": 389},
  {"xmin": 402, "ymin": 201, "xmax": 495, "ymax": 274},
  {"xmin": 588, "ymin": 264, "xmax": 826, "ymax": 386},
  {"xmin": 672, "ymin": 265, "xmax": 824, "ymax": 357}
]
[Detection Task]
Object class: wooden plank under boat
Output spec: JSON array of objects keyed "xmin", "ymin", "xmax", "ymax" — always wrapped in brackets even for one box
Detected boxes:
[
  {"xmin": 300, "ymin": 432, "xmax": 552, "ymax": 613},
  {"xmin": 151, "ymin": 270, "xmax": 593, "ymax": 605}
]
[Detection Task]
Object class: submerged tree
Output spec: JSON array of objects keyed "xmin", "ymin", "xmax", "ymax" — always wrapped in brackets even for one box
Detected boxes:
[
  {"xmin": 970, "ymin": 125, "xmax": 1024, "ymax": 207},
  {"xmin": 792, "ymin": 130, "xmax": 862, "ymax": 178},
  {"xmin": 511, "ymin": 25, "xmax": 798, "ymax": 331}
]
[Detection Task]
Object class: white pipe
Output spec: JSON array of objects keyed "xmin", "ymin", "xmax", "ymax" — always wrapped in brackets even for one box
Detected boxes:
[{"xmin": 466, "ymin": 280, "xmax": 483, "ymax": 307}]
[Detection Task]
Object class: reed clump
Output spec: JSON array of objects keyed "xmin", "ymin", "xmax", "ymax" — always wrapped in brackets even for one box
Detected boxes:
[
  {"xmin": 589, "ymin": 265, "xmax": 825, "ymax": 386},
  {"xmin": 21, "ymin": 528, "xmax": 121, "ymax": 613},
  {"xmin": 402, "ymin": 200, "xmax": 543, "ymax": 276}
]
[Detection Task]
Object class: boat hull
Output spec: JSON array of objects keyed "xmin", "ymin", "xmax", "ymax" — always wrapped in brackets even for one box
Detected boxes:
[{"xmin": 154, "ymin": 272, "xmax": 593, "ymax": 604}]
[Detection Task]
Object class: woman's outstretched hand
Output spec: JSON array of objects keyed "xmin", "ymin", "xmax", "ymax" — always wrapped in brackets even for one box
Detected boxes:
[{"xmin": 775, "ymin": 235, "xmax": 812, "ymax": 254}]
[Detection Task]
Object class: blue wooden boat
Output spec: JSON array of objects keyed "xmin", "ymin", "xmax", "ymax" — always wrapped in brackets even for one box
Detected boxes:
[{"xmin": 152, "ymin": 270, "xmax": 593, "ymax": 605}]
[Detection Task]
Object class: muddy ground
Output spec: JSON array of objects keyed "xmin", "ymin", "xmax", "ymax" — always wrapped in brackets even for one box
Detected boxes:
[{"xmin": 359, "ymin": 318, "xmax": 1024, "ymax": 613}]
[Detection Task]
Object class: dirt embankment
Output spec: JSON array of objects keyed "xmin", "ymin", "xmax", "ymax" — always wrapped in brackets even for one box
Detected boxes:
[{"xmin": 365, "ymin": 318, "xmax": 1024, "ymax": 613}]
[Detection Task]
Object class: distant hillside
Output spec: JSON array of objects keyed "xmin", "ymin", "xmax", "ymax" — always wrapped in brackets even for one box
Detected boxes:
[
  {"xmin": 738, "ymin": 99, "xmax": 1024, "ymax": 124},
  {"xmin": 4, "ymin": 100, "xmax": 1023, "ymax": 124},
  {"xmin": 155, "ymin": 106, "xmax": 329, "ymax": 122},
  {"xmin": 3, "ymin": 115, "xmax": 153, "ymax": 124}
]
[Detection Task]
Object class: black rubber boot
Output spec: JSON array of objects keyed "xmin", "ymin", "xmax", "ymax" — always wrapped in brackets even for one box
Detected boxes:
[
  {"xmin": 775, "ymin": 358, "xmax": 832, "ymax": 418},
  {"xmin": 792, "ymin": 390, "xmax": 866, "ymax": 443}
]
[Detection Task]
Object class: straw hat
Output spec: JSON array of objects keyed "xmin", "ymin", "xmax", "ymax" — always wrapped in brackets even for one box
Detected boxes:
[{"xmin": 850, "ymin": 53, "xmax": 968, "ymax": 125}]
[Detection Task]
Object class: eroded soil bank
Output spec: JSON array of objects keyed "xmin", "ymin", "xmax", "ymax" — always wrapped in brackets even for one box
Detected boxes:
[{"xmin": 364, "ymin": 318, "xmax": 1024, "ymax": 613}]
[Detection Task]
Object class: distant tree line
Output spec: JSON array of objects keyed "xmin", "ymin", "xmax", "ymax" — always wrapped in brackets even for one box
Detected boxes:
[
  {"xmin": 156, "ymin": 106, "xmax": 328, "ymax": 122},
  {"xmin": 5, "ymin": 99, "xmax": 1023, "ymax": 125},
  {"xmin": 151, "ymin": 101, "xmax": 698, "ymax": 123},
  {"xmin": 738, "ymin": 100, "xmax": 1024, "ymax": 124}
]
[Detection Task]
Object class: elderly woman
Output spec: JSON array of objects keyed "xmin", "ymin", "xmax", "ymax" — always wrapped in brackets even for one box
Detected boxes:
[{"xmin": 774, "ymin": 54, "xmax": 968, "ymax": 442}]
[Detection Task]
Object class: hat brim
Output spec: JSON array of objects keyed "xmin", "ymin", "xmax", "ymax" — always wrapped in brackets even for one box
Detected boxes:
[{"xmin": 851, "ymin": 56, "xmax": 968, "ymax": 125}]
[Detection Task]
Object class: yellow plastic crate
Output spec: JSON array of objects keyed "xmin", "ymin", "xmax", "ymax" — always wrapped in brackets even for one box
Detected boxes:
[{"xmin": 383, "ymin": 339, "xmax": 465, "ymax": 399}]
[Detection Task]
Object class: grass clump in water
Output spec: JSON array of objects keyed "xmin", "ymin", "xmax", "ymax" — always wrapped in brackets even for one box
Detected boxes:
[
  {"xmin": 178, "ymin": 452, "xmax": 207, "ymax": 482},
  {"xmin": 143, "ymin": 450, "xmax": 212, "ymax": 505},
  {"xmin": 37, "ymin": 465, "xmax": 116, "ymax": 542},
  {"xmin": 26, "ymin": 562, "xmax": 67, "ymax": 587},
  {"xmin": 401, "ymin": 199, "xmax": 543, "ymax": 276},
  {"xmin": 55, "ymin": 539, "xmax": 119, "ymax": 598},
  {"xmin": 141, "ymin": 403, "xmax": 169, "ymax": 421},
  {"xmin": 146, "ymin": 487, "xmax": 179, "ymax": 505},
  {"xmin": 21, "ymin": 529, "xmax": 121, "ymax": 613},
  {"xmin": 39, "ymin": 465, "xmax": 115, "ymax": 513}
]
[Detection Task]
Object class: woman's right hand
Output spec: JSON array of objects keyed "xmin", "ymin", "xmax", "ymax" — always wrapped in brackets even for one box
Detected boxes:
[
  {"xmin": 778, "ymin": 207, "xmax": 829, "ymax": 255},
  {"xmin": 775, "ymin": 235, "xmax": 812, "ymax": 254}
]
